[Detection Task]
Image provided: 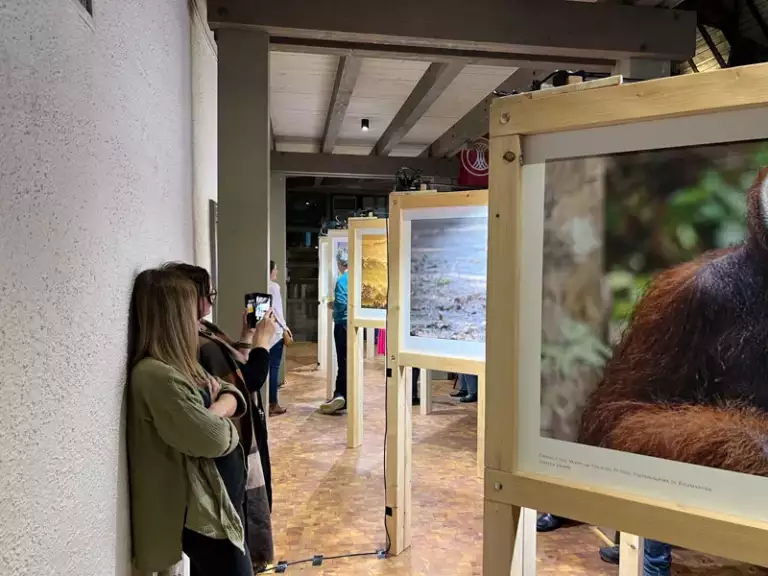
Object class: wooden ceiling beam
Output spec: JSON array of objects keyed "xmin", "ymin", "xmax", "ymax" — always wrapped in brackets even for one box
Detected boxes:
[
  {"xmin": 421, "ymin": 68, "xmax": 539, "ymax": 158},
  {"xmin": 320, "ymin": 56, "xmax": 363, "ymax": 154},
  {"xmin": 372, "ymin": 61, "xmax": 464, "ymax": 157},
  {"xmin": 208, "ymin": 0, "xmax": 697, "ymax": 62},
  {"xmin": 272, "ymin": 151, "xmax": 459, "ymax": 179}
]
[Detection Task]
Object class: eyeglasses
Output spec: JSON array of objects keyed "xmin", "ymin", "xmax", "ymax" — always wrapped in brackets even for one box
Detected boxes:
[{"xmin": 208, "ymin": 289, "xmax": 218, "ymax": 303}]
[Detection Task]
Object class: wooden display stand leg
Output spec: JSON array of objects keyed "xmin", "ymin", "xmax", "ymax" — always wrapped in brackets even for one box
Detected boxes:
[
  {"xmin": 513, "ymin": 508, "xmax": 537, "ymax": 575},
  {"xmin": 347, "ymin": 324, "xmax": 364, "ymax": 448},
  {"xmin": 385, "ymin": 364, "xmax": 412, "ymax": 554},
  {"xmin": 484, "ymin": 503, "xmax": 536, "ymax": 576},
  {"xmin": 619, "ymin": 533, "xmax": 644, "ymax": 576},
  {"xmin": 326, "ymin": 309, "xmax": 335, "ymax": 400},
  {"xmin": 419, "ymin": 369, "xmax": 433, "ymax": 415},
  {"xmin": 477, "ymin": 371, "xmax": 486, "ymax": 478},
  {"xmin": 317, "ymin": 301, "xmax": 327, "ymax": 370},
  {"xmin": 365, "ymin": 327, "xmax": 375, "ymax": 359}
]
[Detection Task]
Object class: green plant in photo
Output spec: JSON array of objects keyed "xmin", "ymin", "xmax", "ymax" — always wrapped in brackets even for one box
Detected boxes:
[{"xmin": 541, "ymin": 317, "xmax": 612, "ymax": 379}]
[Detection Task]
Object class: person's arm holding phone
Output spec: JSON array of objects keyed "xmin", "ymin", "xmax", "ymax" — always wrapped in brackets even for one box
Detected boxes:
[
  {"xmin": 228, "ymin": 309, "xmax": 256, "ymax": 363},
  {"xmin": 242, "ymin": 310, "xmax": 277, "ymax": 394}
]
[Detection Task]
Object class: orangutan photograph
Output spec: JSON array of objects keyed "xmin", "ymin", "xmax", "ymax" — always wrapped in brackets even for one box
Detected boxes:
[{"xmin": 539, "ymin": 138, "xmax": 768, "ymax": 477}]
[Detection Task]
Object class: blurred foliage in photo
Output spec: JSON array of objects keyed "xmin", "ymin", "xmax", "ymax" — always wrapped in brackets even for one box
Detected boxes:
[{"xmin": 605, "ymin": 140, "xmax": 768, "ymax": 339}]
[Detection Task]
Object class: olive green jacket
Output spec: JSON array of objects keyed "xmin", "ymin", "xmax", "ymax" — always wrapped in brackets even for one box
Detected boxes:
[{"xmin": 128, "ymin": 357, "xmax": 248, "ymax": 572}]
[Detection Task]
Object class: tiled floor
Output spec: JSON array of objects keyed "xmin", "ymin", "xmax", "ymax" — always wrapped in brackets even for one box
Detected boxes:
[{"xmin": 266, "ymin": 343, "xmax": 766, "ymax": 575}]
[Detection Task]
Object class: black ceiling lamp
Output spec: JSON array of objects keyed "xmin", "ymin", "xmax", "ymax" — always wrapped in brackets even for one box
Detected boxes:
[{"xmin": 361, "ymin": 118, "xmax": 370, "ymax": 132}]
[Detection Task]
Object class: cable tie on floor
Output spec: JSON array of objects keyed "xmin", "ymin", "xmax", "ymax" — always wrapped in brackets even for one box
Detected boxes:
[
  {"xmin": 275, "ymin": 560, "xmax": 288, "ymax": 573},
  {"xmin": 376, "ymin": 549, "xmax": 387, "ymax": 559},
  {"xmin": 312, "ymin": 555, "xmax": 324, "ymax": 566}
]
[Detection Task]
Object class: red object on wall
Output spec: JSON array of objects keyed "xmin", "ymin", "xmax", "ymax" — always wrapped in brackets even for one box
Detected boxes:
[{"xmin": 458, "ymin": 136, "xmax": 489, "ymax": 188}]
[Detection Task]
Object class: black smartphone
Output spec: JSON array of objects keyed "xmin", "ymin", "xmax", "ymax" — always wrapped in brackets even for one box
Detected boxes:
[{"xmin": 245, "ymin": 292, "xmax": 272, "ymax": 329}]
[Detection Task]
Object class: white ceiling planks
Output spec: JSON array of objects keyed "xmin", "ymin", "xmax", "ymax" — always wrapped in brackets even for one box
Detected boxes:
[
  {"xmin": 400, "ymin": 64, "xmax": 517, "ymax": 149},
  {"xmin": 337, "ymin": 58, "xmax": 431, "ymax": 150},
  {"xmin": 270, "ymin": 51, "xmax": 337, "ymax": 140},
  {"xmin": 270, "ymin": 52, "xmax": 517, "ymax": 157}
]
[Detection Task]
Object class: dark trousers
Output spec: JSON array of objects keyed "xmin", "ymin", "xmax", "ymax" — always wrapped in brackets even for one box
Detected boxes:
[
  {"xmin": 333, "ymin": 322, "xmax": 347, "ymax": 399},
  {"xmin": 268, "ymin": 339, "xmax": 284, "ymax": 404},
  {"xmin": 643, "ymin": 540, "xmax": 672, "ymax": 576},
  {"xmin": 183, "ymin": 528, "xmax": 252, "ymax": 576},
  {"xmin": 412, "ymin": 368, "xmax": 420, "ymax": 399}
]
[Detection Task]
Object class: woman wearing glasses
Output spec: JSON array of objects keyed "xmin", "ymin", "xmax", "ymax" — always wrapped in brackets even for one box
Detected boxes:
[
  {"xmin": 162, "ymin": 263, "xmax": 276, "ymax": 573},
  {"xmin": 127, "ymin": 268, "xmax": 252, "ymax": 575}
]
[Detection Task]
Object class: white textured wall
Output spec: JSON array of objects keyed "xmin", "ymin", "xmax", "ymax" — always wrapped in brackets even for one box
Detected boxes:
[
  {"xmin": 0, "ymin": 1, "xmax": 194, "ymax": 574},
  {"xmin": 191, "ymin": 0, "xmax": 218, "ymax": 272}
]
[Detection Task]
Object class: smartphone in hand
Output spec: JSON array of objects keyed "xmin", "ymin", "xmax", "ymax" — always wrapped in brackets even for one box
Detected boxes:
[{"xmin": 245, "ymin": 292, "xmax": 272, "ymax": 329}]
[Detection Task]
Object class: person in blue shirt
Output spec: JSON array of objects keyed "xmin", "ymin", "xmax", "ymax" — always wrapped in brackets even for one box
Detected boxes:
[{"xmin": 321, "ymin": 248, "xmax": 349, "ymax": 414}]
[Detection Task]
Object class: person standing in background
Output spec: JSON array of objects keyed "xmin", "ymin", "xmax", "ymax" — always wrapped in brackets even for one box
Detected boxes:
[
  {"xmin": 457, "ymin": 373, "xmax": 478, "ymax": 403},
  {"xmin": 321, "ymin": 248, "xmax": 349, "ymax": 414},
  {"xmin": 268, "ymin": 260, "xmax": 291, "ymax": 416}
]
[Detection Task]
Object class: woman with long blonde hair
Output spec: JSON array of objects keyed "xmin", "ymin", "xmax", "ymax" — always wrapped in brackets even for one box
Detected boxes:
[{"xmin": 127, "ymin": 268, "xmax": 252, "ymax": 576}]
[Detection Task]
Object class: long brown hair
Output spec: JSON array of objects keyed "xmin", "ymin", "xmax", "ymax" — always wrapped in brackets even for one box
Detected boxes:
[
  {"xmin": 129, "ymin": 268, "xmax": 201, "ymax": 382},
  {"xmin": 161, "ymin": 262, "xmax": 211, "ymax": 319}
]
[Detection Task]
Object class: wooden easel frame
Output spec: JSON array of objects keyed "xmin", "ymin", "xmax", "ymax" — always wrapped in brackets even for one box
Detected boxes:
[
  {"xmin": 317, "ymin": 236, "xmax": 330, "ymax": 373},
  {"xmin": 384, "ymin": 189, "xmax": 491, "ymax": 555},
  {"xmin": 320, "ymin": 229, "xmax": 348, "ymax": 400},
  {"xmin": 485, "ymin": 63, "xmax": 768, "ymax": 576},
  {"xmin": 347, "ymin": 217, "xmax": 387, "ymax": 448}
]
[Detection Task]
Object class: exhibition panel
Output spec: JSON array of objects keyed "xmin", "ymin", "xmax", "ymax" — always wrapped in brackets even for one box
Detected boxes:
[{"xmin": 485, "ymin": 63, "xmax": 768, "ymax": 576}]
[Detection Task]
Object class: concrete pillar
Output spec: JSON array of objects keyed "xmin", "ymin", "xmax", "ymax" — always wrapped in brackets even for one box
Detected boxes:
[
  {"xmin": 613, "ymin": 58, "xmax": 671, "ymax": 81},
  {"xmin": 217, "ymin": 29, "xmax": 271, "ymax": 340},
  {"xmin": 271, "ymin": 172, "xmax": 287, "ymax": 383}
]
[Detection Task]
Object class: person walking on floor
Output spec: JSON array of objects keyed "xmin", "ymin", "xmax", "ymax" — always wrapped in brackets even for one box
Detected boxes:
[
  {"xmin": 451, "ymin": 372, "xmax": 468, "ymax": 398},
  {"xmin": 455, "ymin": 373, "xmax": 479, "ymax": 403},
  {"xmin": 536, "ymin": 514, "xmax": 672, "ymax": 576},
  {"xmin": 268, "ymin": 260, "xmax": 291, "ymax": 416},
  {"xmin": 599, "ymin": 536, "xmax": 672, "ymax": 576},
  {"xmin": 320, "ymin": 248, "xmax": 348, "ymax": 414},
  {"xmin": 412, "ymin": 368, "xmax": 421, "ymax": 406}
]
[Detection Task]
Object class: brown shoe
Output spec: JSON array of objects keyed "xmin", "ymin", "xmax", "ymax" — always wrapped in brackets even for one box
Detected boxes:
[{"xmin": 269, "ymin": 403, "xmax": 287, "ymax": 416}]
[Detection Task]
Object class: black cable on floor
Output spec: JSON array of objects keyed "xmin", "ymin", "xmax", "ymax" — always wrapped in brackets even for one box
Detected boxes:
[{"xmin": 257, "ymin": 551, "xmax": 381, "ymax": 573}]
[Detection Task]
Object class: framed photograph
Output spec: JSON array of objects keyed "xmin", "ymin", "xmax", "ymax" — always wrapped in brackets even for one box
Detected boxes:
[
  {"xmin": 348, "ymin": 217, "xmax": 387, "ymax": 327},
  {"xmin": 403, "ymin": 207, "xmax": 487, "ymax": 361},
  {"xmin": 486, "ymin": 63, "xmax": 768, "ymax": 573},
  {"xmin": 388, "ymin": 191, "xmax": 488, "ymax": 374}
]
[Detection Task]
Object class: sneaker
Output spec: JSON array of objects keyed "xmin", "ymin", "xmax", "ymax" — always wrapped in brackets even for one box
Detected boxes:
[
  {"xmin": 460, "ymin": 393, "xmax": 478, "ymax": 403},
  {"xmin": 450, "ymin": 389, "xmax": 468, "ymax": 398},
  {"xmin": 412, "ymin": 397, "xmax": 421, "ymax": 406},
  {"xmin": 536, "ymin": 513, "xmax": 564, "ymax": 532},
  {"xmin": 320, "ymin": 396, "xmax": 346, "ymax": 414},
  {"xmin": 599, "ymin": 545, "xmax": 620, "ymax": 565},
  {"xmin": 269, "ymin": 403, "xmax": 287, "ymax": 416}
]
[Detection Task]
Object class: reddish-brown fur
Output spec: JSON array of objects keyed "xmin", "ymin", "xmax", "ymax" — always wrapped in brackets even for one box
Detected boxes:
[{"xmin": 577, "ymin": 169, "xmax": 768, "ymax": 476}]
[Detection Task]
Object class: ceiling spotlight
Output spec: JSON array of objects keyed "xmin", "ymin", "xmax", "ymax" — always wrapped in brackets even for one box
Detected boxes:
[{"xmin": 361, "ymin": 118, "xmax": 370, "ymax": 132}]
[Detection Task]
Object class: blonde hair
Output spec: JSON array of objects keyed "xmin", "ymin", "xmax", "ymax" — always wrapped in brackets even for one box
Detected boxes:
[{"xmin": 129, "ymin": 268, "xmax": 202, "ymax": 383}]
